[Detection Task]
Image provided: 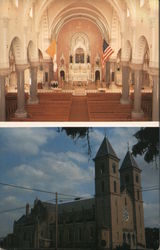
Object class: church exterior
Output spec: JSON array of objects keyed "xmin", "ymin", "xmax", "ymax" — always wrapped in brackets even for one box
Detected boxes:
[{"xmin": 8, "ymin": 137, "xmax": 145, "ymax": 250}]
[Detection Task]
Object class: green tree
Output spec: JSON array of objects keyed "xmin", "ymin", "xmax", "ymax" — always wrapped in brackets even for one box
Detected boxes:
[{"xmin": 132, "ymin": 127, "xmax": 159, "ymax": 164}]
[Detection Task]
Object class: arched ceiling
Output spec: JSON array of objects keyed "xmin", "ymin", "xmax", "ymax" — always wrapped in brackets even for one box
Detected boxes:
[
  {"xmin": 49, "ymin": 4, "xmax": 110, "ymax": 42},
  {"xmin": 35, "ymin": 0, "xmax": 126, "ymax": 39}
]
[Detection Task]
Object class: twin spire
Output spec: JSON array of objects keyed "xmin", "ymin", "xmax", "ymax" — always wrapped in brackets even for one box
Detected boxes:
[{"xmin": 94, "ymin": 136, "xmax": 140, "ymax": 170}]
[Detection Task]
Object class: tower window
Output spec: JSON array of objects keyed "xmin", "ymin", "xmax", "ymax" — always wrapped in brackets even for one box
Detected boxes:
[
  {"xmin": 112, "ymin": 163, "xmax": 116, "ymax": 173},
  {"xmin": 79, "ymin": 228, "xmax": 82, "ymax": 241},
  {"xmin": 123, "ymin": 233, "xmax": 126, "ymax": 242},
  {"xmin": 136, "ymin": 175, "xmax": 139, "ymax": 183},
  {"xmin": 125, "ymin": 197, "xmax": 127, "ymax": 206},
  {"xmin": 114, "ymin": 181, "xmax": 117, "ymax": 193},
  {"xmin": 100, "ymin": 165, "xmax": 105, "ymax": 175},
  {"xmin": 101, "ymin": 181, "xmax": 104, "ymax": 192},
  {"xmin": 127, "ymin": 233, "xmax": 131, "ymax": 244},
  {"xmin": 137, "ymin": 190, "xmax": 140, "ymax": 200},
  {"xmin": 125, "ymin": 174, "xmax": 129, "ymax": 184}
]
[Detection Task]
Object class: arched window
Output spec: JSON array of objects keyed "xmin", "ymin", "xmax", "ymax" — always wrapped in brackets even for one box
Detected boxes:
[
  {"xmin": 123, "ymin": 233, "xmax": 126, "ymax": 242},
  {"xmin": 132, "ymin": 234, "xmax": 135, "ymax": 245},
  {"xmin": 14, "ymin": 0, "xmax": 18, "ymax": 8},
  {"xmin": 112, "ymin": 163, "xmax": 116, "ymax": 173},
  {"xmin": 137, "ymin": 190, "xmax": 140, "ymax": 200},
  {"xmin": 140, "ymin": 0, "xmax": 145, "ymax": 8},
  {"xmin": 90, "ymin": 227, "xmax": 94, "ymax": 238},
  {"xmin": 127, "ymin": 8, "xmax": 130, "ymax": 17},
  {"xmin": 79, "ymin": 228, "xmax": 82, "ymax": 241},
  {"xmin": 29, "ymin": 8, "xmax": 33, "ymax": 18},
  {"xmin": 136, "ymin": 174, "xmax": 139, "ymax": 183},
  {"xmin": 101, "ymin": 181, "xmax": 104, "ymax": 192},
  {"xmin": 70, "ymin": 55, "xmax": 73, "ymax": 63},
  {"xmin": 100, "ymin": 164, "xmax": 105, "ymax": 175},
  {"xmin": 127, "ymin": 233, "xmax": 131, "ymax": 244},
  {"xmin": 114, "ymin": 181, "xmax": 117, "ymax": 193},
  {"xmin": 125, "ymin": 197, "xmax": 127, "ymax": 206}
]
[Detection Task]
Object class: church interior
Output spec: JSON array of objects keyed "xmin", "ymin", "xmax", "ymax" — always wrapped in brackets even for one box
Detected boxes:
[{"xmin": 0, "ymin": 0, "xmax": 159, "ymax": 122}]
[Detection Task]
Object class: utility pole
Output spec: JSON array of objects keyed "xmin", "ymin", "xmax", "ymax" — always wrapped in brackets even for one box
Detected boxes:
[{"xmin": 55, "ymin": 192, "xmax": 58, "ymax": 250}]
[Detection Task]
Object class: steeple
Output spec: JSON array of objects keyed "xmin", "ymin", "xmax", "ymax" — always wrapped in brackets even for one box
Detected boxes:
[
  {"xmin": 120, "ymin": 150, "xmax": 141, "ymax": 171},
  {"xmin": 94, "ymin": 136, "xmax": 119, "ymax": 160}
]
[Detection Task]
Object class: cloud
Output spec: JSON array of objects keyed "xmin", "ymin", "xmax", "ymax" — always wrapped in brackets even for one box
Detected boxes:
[
  {"xmin": 7, "ymin": 150, "xmax": 94, "ymax": 196},
  {"xmin": 144, "ymin": 202, "xmax": 159, "ymax": 227},
  {"xmin": 0, "ymin": 128, "xmax": 56, "ymax": 155}
]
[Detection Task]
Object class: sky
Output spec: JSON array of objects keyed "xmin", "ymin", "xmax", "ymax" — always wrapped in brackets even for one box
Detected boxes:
[{"xmin": 0, "ymin": 127, "xmax": 159, "ymax": 237}]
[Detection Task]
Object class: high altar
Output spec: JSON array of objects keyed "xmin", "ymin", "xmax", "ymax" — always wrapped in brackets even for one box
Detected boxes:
[{"xmin": 58, "ymin": 32, "xmax": 101, "ymax": 84}]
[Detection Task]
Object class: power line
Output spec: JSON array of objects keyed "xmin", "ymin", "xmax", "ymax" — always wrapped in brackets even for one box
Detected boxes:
[{"xmin": 0, "ymin": 182, "xmax": 79, "ymax": 198}]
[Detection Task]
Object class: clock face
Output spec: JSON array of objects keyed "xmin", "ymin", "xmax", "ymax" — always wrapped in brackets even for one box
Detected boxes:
[{"xmin": 123, "ymin": 207, "xmax": 129, "ymax": 222}]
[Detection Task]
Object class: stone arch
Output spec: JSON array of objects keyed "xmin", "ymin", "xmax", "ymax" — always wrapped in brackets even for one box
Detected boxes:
[
  {"xmin": 9, "ymin": 37, "xmax": 23, "ymax": 65},
  {"xmin": 136, "ymin": 35, "xmax": 150, "ymax": 64},
  {"xmin": 27, "ymin": 41, "xmax": 39, "ymax": 63}
]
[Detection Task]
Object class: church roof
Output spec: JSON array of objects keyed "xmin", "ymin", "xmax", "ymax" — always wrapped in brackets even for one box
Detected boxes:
[
  {"xmin": 94, "ymin": 136, "xmax": 119, "ymax": 160},
  {"xmin": 59, "ymin": 198, "xmax": 95, "ymax": 213},
  {"xmin": 120, "ymin": 151, "xmax": 141, "ymax": 171}
]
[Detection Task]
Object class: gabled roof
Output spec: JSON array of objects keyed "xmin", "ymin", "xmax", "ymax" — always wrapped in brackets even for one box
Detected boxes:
[
  {"xmin": 120, "ymin": 151, "xmax": 141, "ymax": 171},
  {"xmin": 94, "ymin": 136, "xmax": 119, "ymax": 160}
]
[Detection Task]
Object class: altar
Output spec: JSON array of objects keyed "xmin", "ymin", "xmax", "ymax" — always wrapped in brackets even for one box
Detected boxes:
[{"xmin": 69, "ymin": 63, "xmax": 91, "ymax": 82}]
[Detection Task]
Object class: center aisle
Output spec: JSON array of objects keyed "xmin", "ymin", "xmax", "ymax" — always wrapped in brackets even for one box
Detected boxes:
[{"xmin": 69, "ymin": 96, "xmax": 89, "ymax": 121}]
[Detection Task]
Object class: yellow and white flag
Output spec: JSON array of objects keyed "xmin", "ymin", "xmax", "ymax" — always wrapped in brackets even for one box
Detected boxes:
[{"xmin": 46, "ymin": 40, "xmax": 56, "ymax": 59}]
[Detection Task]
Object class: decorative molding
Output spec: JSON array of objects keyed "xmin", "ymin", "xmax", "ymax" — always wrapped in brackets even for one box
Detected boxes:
[
  {"xmin": 0, "ymin": 68, "xmax": 11, "ymax": 76},
  {"xmin": 16, "ymin": 64, "xmax": 30, "ymax": 71}
]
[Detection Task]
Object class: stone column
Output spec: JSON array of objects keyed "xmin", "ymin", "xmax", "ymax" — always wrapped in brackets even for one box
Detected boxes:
[
  {"xmin": 28, "ymin": 62, "xmax": 39, "ymax": 104},
  {"xmin": 106, "ymin": 61, "xmax": 110, "ymax": 85},
  {"xmin": 149, "ymin": 68, "xmax": 159, "ymax": 121},
  {"xmin": 109, "ymin": 60, "xmax": 116, "ymax": 89},
  {"xmin": 15, "ymin": 65, "xmax": 28, "ymax": 118},
  {"xmin": 43, "ymin": 60, "xmax": 53, "ymax": 85},
  {"xmin": 131, "ymin": 64, "xmax": 144, "ymax": 119},
  {"xmin": 0, "ymin": 69, "xmax": 9, "ymax": 121},
  {"xmin": 120, "ymin": 61, "xmax": 130, "ymax": 104}
]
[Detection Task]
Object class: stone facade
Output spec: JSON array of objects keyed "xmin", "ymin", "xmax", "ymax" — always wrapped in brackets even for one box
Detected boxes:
[{"xmin": 7, "ymin": 137, "xmax": 145, "ymax": 250}]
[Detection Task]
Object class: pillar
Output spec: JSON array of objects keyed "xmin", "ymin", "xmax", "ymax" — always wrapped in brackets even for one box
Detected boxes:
[
  {"xmin": 120, "ymin": 61, "xmax": 130, "ymax": 104},
  {"xmin": 106, "ymin": 61, "xmax": 110, "ymax": 85},
  {"xmin": 149, "ymin": 68, "xmax": 159, "ymax": 121},
  {"xmin": 28, "ymin": 62, "xmax": 39, "ymax": 104},
  {"xmin": 15, "ymin": 65, "xmax": 28, "ymax": 118},
  {"xmin": 109, "ymin": 60, "xmax": 116, "ymax": 89},
  {"xmin": 0, "ymin": 69, "xmax": 9, "ymax": 121},
  {"xmin": 131, "ymin": 64, "xmax": 144, "ymax": 119},
  {"xmin": 0, "ymin": 75, "xmax": 6, "ymax": 121}
]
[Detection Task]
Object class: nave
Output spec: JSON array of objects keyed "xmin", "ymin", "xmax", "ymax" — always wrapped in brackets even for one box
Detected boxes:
[{"xmin": 6, "ymin": 91, "xmax": 152, "ymax": 122}]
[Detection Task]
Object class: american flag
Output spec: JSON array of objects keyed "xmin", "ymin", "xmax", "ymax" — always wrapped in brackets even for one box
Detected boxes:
[{"xmin": 102, "ymin": 39, "xmax": 114, "ymax": 68}]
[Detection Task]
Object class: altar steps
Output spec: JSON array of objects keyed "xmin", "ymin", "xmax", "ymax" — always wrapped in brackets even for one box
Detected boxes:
[{"xmin": 69, "ymin": 97, "xmax": 89, "ymax": 121}]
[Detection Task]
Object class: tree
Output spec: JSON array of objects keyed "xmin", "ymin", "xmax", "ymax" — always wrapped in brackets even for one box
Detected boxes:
[
  {"xmin": 132, "ymin": 128, "xmax": 159, "ymax": 164},
  {"xmin": 58, "ymin": 127, "xmax": 92, "ymax": 157},
  {"xmin": 58, "ymin": 127, "xmax": 159, "ymax": 165}
]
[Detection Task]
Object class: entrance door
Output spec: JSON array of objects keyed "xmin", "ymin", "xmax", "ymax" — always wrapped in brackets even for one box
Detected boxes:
[
  {"xmin": 95, "ymin": 70, "xmax": 100, "ymax": 81},
  {"xmin": 60, "ymin": 70, "xmax": 65, "ymax": 80}
]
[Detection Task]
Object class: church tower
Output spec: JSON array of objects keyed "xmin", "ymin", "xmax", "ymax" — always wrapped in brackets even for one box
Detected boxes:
[
  {"xmin": 119, "ymin": 150, "xmax": 146, "ymax": 248},
  {"xmin": 94, "ymin": 136, "xmax": 122, "ymax": 249}
]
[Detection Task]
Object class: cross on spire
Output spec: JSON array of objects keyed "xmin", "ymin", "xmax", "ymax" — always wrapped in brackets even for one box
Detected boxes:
[{"xmin": 127, "ymin": 142, "xmax": 130, "ymax": 151}]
